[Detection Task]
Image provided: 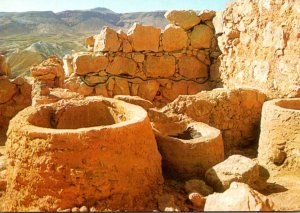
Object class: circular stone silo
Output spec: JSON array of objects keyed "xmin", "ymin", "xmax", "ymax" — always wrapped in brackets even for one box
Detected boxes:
[
  {"xmin": 258, "ymin": 98, "xmax": 300, "ymax": 173},
  {"xmin": 4, "ymin": 97, "xmax": 163, "ymax": 211}
]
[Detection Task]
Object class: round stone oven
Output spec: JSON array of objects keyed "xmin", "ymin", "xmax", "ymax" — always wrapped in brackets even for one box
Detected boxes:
[
  {"xmin": 4, "ymin": 97, "xmax": 163, "ymax": 211},
  {"xmin": 153, "ymin": 121, "xmax": 224, "ymax": 180},
  {"xmin": 258, "ymin": 98, "xmax": 300, "ymax": 173}
]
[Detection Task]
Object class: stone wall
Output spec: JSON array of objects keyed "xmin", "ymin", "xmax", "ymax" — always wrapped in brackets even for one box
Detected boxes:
[
  {"xmin": 217, "ymin": 0, "xmax": 300, "ymax": 98},
  {"xmin": 0, "ymin": 76, "xmax": 32, "ymax": 142},
  {"xmin": 64, "ymin": 10, "xmax": 222, "ymax": 106},
  {"xmin": 152, "ymin": 88, "xmax": 267, "ymax": 155}
]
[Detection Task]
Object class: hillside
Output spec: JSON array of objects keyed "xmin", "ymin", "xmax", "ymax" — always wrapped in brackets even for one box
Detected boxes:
[
  {"xmin": 0, "ymin": 7, "xmax": 168, "ymax": 76},
  {"xmin": 0, "ymin": 8, "xmax": 168, "ymax": 36}
]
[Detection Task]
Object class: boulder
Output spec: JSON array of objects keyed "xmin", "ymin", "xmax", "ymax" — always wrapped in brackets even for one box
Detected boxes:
[
  {"xmin": 162, "ymin": 24, "xmax": 188, "ymax": 51},
  {"xmin": 165, "ymin": 10, "xmax": 200, "ymax": 30},
  {"xmin": 94, "ymin": 27, "xmax": 121, "ymax": 52},
  {"xmin": 144, "ymin": 55, "xmax": 175, "ymax": 78},
  {"xmin": 178, "ymin": 56, "xmax": 208, "ymax": 79},
  {"xmin": 204, "ymin": 182, "xmax": 273, "ymax": 211},
  {"xmin": 190, "ymin": 25, "xmax": 214, "ymax": 49},
  {"xmin": 128, "ymin": 24, "xmax": 161, "ymax": 52},
  {"xmin": 107, "ymin": 56, "xmax": 137, "ymax": 76},
  {"xmin": 205, "ymin": 155, "xmax": 266, "ymax": 192},
  {"xmin": 73, "ymin": 53, "xmax": 108, "ymax": 76}
]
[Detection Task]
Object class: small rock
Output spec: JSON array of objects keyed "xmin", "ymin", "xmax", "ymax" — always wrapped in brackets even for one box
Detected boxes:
[
  {"xmin": 185, "ymin": 179, "xmax": 213, "ymax": 196},
  {"xmin": 89, "ymin": 207, "xmax": 97, "ymax": 212},
  {"xmin": 188, "ymin": 192, "xmax": 205, "ymax": 207},
  {"xmin": 71, "ymin": 207, "xmax": 80, "ymax": 212},
  {"xmin": 79, "ymin": 206, "xmax": 88, "ymax": 212},
  {"xmin": 57, "ymin": 208, "xmax": 71, "ymax": 212}
]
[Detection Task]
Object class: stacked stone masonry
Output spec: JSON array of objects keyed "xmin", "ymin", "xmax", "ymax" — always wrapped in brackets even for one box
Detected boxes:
[
  {"xmin": 217, "ymin": 0, "xmax": 300, "ymax": 98},
  {"xmin": 4, "ymin": 97, "xmax": 163, "ymax": 211},
  {"xmin": 157, "ymin": 88, "xmax": 267, "ymax": 155},
  {"xmin": 64, "ymin": 10, "xmax": 221, "ymax": 106},
  {"xmin": 0, "ymin": 75, "xmax": 32, "ymax": 142}
]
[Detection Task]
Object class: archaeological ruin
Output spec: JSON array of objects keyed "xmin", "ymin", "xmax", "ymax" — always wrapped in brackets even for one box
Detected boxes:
[{"xmin": 0, "ymin": 0, "xmax": 299, "ymax": 211}]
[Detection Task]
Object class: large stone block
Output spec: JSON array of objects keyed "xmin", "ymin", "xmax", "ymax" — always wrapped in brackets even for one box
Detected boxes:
[
  {"xmin": 178, "ymin": 56, "xmax": 208, "ymax": 78},
  {"xmin": 165, "ymin": 10, "xmax": 200, "ymax": 30},
  {"xmin": 73, "ymin": 53, "xmax": 108, "ymax": 76},
  {"xmin": 94, "ymin": 27, "xmax": 121, "ymax": 52},
  {"xmin": 190, "ymin": 24, "xmax": 214, "ymax": 49},
  {"xmin": 107, "ymin": 56, "xmax": 137, "ymax": 76},
  {"xmin": 138, "ymin": 80, "xmax": 160, "ymax": 101},
  {"xmin": 144, "ymin": 55, "xmax": 175, "ymax": 78},
  {"xmin": 205, "ymin": 155, "xmax": 266, "ymax": 192},
  {"xmin": 128, "ymin": 24, "xmax": 161, "ymax": 52},
  {"xmin": 162, "ymin": 24, "xmax": 188, "ymax": 51},
  {"xmin": 114, "ymin": 78, "xmax": 130, "ymax": 95}
]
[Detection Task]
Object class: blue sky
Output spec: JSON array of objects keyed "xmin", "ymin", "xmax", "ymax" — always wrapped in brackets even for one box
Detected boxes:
[{"xmin": 1, "ymin": 0, "xmax": 231, "ymax": 13}]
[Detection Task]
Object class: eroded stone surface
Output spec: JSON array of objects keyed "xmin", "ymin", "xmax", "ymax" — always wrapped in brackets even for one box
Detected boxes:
[
  {"xmin": 190, "ymin": 25, "xmax": 214, "ymax": 49},
  {"xmin": 178, "ymin": 56, "xmax": 208, "ymax": 79},
  {"xmin": 258, "ymin": 99, "xmax": 300, "ymax": 173},
  {"xmin": 205, "ymin": 155, "xmax": 266, "ymax": 192},
  {"xmin": 4, "ymin": 97, "xmax": 163, "ymax": 211},
  {"xmin": 204, "ymin": 182, "xmax": 273, "ymax": 211},
  {"xmin": 153, "ymin": 120, "xmax": 224, "ymax": 180},
  {"xmin": 128, "ymin": 24, "xmax": 161, "ymax": 52},
  {"xmin": 162, "ymin": 25, "xmax": 188, "ymax": 51},
  {"xmin": 94, "ymin": 27, "xmax": 121, "ymax": 52}
]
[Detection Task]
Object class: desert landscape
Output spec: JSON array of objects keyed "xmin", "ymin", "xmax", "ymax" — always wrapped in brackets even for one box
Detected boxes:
[{"xmin": 0, "ymin": 0, "xmax": 299, "ymax": 211}]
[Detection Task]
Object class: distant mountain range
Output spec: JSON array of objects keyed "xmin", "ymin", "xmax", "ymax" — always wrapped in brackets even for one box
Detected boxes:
[
  {"xmin": 0, "ymin": 7, "xmax": 168, "ymax": 77},
  {"xmin": 0, "ymin": 7, "xmax": 168, "ymax": 36}
]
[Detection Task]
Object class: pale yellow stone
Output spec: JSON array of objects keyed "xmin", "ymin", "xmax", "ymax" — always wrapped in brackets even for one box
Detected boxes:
[
  {"xmin": 73, "ymin": 53, "xmax": 108, "ymax": 75},
  {"xmin": 94, "ymin": 27, "xmax": 121, "ymax": 52},
  {"xmin": 162, "ymin": 24, "xmax": 188, "ymax": 51},
  {"xmin": 190, "ymin": 25, "xmax": 214, "ymax": 49},
  {"xmin": 128, "ymin": 24, "xmax": 161, "ymax": 52},
  {"xmin": 165, "ymin": 10, "xmax": 200, "ymax": 30}
]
